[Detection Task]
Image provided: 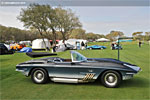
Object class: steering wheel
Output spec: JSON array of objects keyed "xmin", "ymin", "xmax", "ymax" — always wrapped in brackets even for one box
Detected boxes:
[{"xmin": 53, "ymin": 58, "xmax": 62, "ymax": 62}]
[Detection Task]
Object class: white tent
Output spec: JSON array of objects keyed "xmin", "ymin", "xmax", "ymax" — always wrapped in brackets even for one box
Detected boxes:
[
  {"xmin": 58, "ymin": 39, "xmax": 87, "ymax": 49},
  {"xmin": 59, "ymin": 39, "xmax": 87, "ymax": 45},
  {"xmin": 32, "ymin": 39, "xmax": 51, "ymax": 49},
  {"xmin": 96, "ymin": 38, "xmax": 110, "ymax": 42}
]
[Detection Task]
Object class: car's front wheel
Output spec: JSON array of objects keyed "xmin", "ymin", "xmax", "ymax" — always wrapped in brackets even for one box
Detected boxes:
[
  {"xmin": 101, "ymin": 70, "xmax": 121, "ymax": 88},
  {"xmin": 31, "ymin": 68, "xmax": 49, "ymax": 84}
]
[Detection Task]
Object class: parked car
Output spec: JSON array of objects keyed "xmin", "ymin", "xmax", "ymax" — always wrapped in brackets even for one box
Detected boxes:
[
  {"xmin": 87, "ymin": 45, "xmax": 106, "ymax": 50},
  {"xmin": 4, "ymin": 44, "xmax": 11, "ymax": 50},
  {"xmin": 65, "ymin": 43, "xmax": 75, "ymax": 50},
  {"xmin": 16, "ymin": 51, "xmax": 141, "ymax": 88},
  {"xmin": 0, "ymin": 43, "xmax": 14, "ymax": 55},
  {"xmin": 111, "ymin": 45, "xmax": 123, "ymax": 50},
  {"xmin": 10, "ymin": 43, "xmax": 26, "ymax": 50}
]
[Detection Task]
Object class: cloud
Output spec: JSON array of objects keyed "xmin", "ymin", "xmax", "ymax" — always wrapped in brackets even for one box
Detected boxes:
[
  {"xmin": 82, "ymin": 19, "xmax": 150, "ymax": 36},
  {"xmin": 0, "ymin": 6, "xmax": 149, "ymax": 36}
]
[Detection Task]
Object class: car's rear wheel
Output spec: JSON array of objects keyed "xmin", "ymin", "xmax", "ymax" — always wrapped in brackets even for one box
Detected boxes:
[
  {"xmin": 31, "ymin": 68, "xmax": 49, "ymax": 84},
  {"xmin": 101, "ymin": 70, "xmax": 121, "ymax": 88},
  {"xmin": 89, "ymin": 47, "xmax": 92, "ymax": 50}
]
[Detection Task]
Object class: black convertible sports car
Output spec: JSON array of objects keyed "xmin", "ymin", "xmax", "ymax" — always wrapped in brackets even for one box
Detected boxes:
[
  {"xmin": 0, "ymin": 43, "xmax": 14, "ymax": 55},
  {"xmin": 16, "ymin": 51, "xmax": 141, "ymax": 88}
]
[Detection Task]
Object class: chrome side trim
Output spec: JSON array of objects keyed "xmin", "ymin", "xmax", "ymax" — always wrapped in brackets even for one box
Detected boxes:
[{"xmin": 51, "ymin": 78, "xmax": 78, "ymax": 83}]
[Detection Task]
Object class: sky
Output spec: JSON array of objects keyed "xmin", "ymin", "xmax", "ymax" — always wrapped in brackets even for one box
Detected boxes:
[{"xmin": 0, "ymin": 6, "xmax": 149, "ymax": 36}]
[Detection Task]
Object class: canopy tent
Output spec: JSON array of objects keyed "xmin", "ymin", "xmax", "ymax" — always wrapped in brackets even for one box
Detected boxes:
[
  {"xmin": 20, "ymin": 47, "xmax": 32, "ymax": 53},
  {"xmin": 116, "ymin": 37, "xmax": 133, "ymax": 60},
  {"xmin": 19, "ymin": 41, "xmax": 31, "ymax": 46},
  {"xmin": 59, "ymin": 39, "xmax": 87, "ymax": 45},
  {"xmin": 116, "ymin": 39, "xmax": 133, "ymax": 42},
  {"xmin": 96, "ymin": 38, "xmax": 110, "ymax": 42},
  {"xmin": 49, "ymin": 40, "xmax": 59, "ymax": 42},
  {"xmin": 32, "ymin": 39, "xmax": 51, "ymax": 49}
]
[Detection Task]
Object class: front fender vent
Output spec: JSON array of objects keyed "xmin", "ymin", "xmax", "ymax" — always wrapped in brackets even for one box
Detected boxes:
[{"xmin": 20, "ymin": 62, "xmax": 44, "ymax": 64}]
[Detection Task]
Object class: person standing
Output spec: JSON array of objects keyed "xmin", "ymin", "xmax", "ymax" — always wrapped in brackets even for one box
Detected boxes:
[
  {"xmin": 52, "ymin": 45, "xmax": 57, "ymax": 53},
  {"xmin": 111, "ymin": 43, "xmax": 114, "ymax": 50},
  {"xmin": 76, "ymin": 42, "xmax": 80, "ymax": 50},
  {"xmin": 85, "ymin": 42, "xmax": 87, "ymax": 50},
  {"xmin": 81, "ymin": 41, "xmax": 85, "ymax": 50},
  {"xmin": 139, "ymin": 41, "xmax": 142, "ymax": 48}
]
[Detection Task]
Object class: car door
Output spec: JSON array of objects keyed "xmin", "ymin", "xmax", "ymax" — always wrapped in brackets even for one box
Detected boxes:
[{"xmin": 52, "ymin": 61, "xmax": 79, "ymax": 79}]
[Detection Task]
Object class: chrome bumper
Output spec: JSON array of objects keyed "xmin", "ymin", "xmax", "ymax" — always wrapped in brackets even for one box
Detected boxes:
[
  {"xmin": 16, "ymin": 68, "xmax": 29, "ymax": 76},
  {"xmin": 122, "ymin": 74, "xmax": 133, "ymax": 80}
]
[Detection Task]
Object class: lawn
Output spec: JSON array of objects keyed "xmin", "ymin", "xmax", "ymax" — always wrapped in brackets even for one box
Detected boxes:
[{"xmin": 0, "ymin": 41, "xmax": 150, "ymax": 100}]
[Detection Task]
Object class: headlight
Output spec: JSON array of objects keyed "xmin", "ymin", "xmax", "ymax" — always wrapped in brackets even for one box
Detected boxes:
[{"xmin": 123, "ymin": 63, "xmax": 141, "ymax": 72}]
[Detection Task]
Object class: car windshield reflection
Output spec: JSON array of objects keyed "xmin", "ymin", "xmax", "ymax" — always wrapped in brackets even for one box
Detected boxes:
[{"xmin": 71, "ymin": 51, "xmax": 87, "ymax": 62}]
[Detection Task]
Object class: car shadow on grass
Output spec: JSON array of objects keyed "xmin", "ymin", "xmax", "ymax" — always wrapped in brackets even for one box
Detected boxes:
[
  {"xmin": 120, "ymin": 77, "xmax": 149, "ymax": 88},
  {"xmin": 77, "ymin": 77, "xmax": 149, "ymax": 88},
  {"xmin": 24, "ymin": 77, "xmax": 149, "ymax": 88},
  {"xmin": 0, "ymin": 58, "xmax": 10, "ymax": 62}
]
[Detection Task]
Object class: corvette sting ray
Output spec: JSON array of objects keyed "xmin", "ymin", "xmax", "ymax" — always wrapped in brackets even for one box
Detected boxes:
[
  {"xmin": 87, "ymin": 45, "xmax": 106, "ymax": 50},
  {"xmin": 16, "ymin": 51, "xmax": 141, "ymax": 88}
]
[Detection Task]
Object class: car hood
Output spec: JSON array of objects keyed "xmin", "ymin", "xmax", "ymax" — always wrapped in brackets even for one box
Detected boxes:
[
  {"xmin": 88, "ymin": 58, "xmax": 141, "ymax": 72},
  {"xmin": 87, "ymin": 58, "xmax": 136, "ymax": 66}
]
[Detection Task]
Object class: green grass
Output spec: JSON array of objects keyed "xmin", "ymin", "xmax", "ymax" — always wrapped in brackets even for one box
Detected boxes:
[{"xmin": 0, "ymin": 41, "xmax": 150, "ymax": 100}]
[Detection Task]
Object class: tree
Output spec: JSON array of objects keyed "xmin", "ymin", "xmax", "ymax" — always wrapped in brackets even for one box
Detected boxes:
[
  {"xmin": 0, "ymin": 25, "xmax": 11, "ymax": 42},
  {"xmin": 18, "ymin": 4, "xmax": 55, "ymax": 50},
  {"xmin": 0, "ymin": 25, "xmax": 38, "ymax": 42},
  {"xmin": 145, "ymin": 32, "xmax": 150, "ymax": 41},
  {"xmin": 132, "ymin": 32, "xmax": 143, "ymax": 36},
  {"xmin": 55, "ymin": 7, "xmax": 82, "ymax": 43},
  {"xmin": 132, "ymin": 32, "xmax": 143, "ymax": 40},
  {"xmin": 106, "ymin": 31, "xmax": 124, "ymax": 41},
  {"xmin": 69, "ymin": 28, "xmax": 86, "ymax": 39},
  {"xmin": 95, "ymin": 34, "xmax": 105, "ymax": 39},
  {"xmin": 85, "ymin": 32, "xmax": 97, "ymax": 41}
]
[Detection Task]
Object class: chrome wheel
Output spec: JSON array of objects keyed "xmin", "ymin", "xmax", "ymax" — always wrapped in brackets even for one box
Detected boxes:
[
  {"xmin": 101, "ymin": 70, "xmax": 121, "ymax": 88},
  {"xmin": 104, "ymin": 73, "xmax": 118, "ymax": 87},
  {"xmin": 33, "ymin": 70, "xmax": 44, "ymax": 83},
  {"xmin": 31, "ymin": 68, "xmax": 48, "ymax": 84}
]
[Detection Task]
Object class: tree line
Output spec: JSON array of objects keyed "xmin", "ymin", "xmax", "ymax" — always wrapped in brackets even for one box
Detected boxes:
[
  {"xmin": 1, "ymin": 23, "xmax": 149, "ymax": 43},
  {"xmin": 0, "ymin": 24, "xmax": 105, "ymax": 42},
  {"xmin": 0, "ymin": 25, "xmax": 39, "ymax": 42}
]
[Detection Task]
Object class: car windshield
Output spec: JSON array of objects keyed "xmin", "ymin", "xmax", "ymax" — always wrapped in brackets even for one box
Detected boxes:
[{"xmin": 71, "ymin": 51, "xmax": 87, "ymax": 62}]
